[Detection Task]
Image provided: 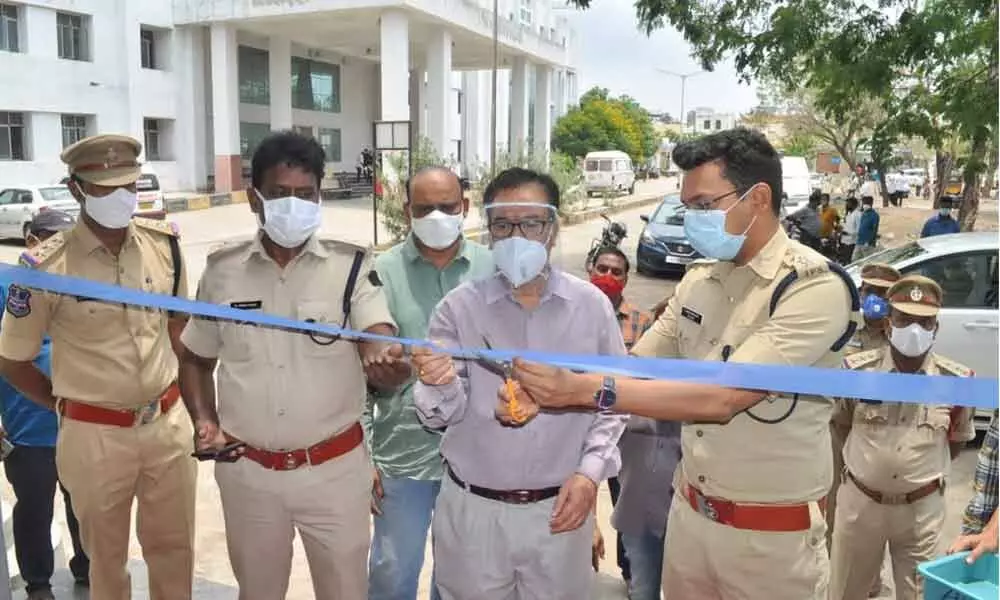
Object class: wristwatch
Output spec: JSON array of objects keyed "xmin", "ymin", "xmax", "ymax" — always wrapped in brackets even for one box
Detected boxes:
[{"xmin": 594, "ymin": 376, "xmax": 617, "ymax": 411}]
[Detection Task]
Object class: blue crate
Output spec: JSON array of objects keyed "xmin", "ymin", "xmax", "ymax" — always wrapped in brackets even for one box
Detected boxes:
[{"xmin": 918, "ymin": 552, "xmax": 999, "ymax": 600}]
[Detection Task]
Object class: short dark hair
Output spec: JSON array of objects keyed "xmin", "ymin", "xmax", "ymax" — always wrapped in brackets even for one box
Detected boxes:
[
  {"xmin": 251, "ymin": 130, "xmax": 326, "ymax": 191},
  {"xmin": 593, "ymin": 245, "xmax": 631, "ymax": 273},
  {"xmin": 672, "ymin": 128, "xmax": 783, "ymax": 215},
  {"xmin": 405, "ymin": 166, "xmax": 463, "ymax": 204},
  {"xmin": 483, "ymin": 167, "xmax": 560, "ymax": 208},
  {"xmin": 861, "ymin": 195, "xmax": 875, "ymax": 205},
  {"xmin": 939, "ymin": 195, "xmax": 957, "ymax": 206}
]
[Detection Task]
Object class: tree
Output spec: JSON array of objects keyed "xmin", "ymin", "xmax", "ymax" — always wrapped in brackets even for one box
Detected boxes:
[
  {"xmin": 566, "ymin": 0, "xmax": 998, "ymax": 230},
  {"xmin": 552, "ymin": 86, "xmax": 659, "ymax": 164}
]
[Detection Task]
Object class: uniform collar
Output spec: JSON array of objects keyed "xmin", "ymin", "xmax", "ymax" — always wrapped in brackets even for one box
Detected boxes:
[
  {"xmin": 881, "ymin": 346, "xmax": 937, "ymax": 375},
  {"xmin": 242, "ymin": 230, "xmax": 330, "ymax": 263},
  {"xmin": 484, "ymin": 268, "xmax": 571, "ymax": 305},
  {"xmin": 401, "ymin": 233, "xmax": 471, "ymax": 265},
  {"xmin": 745, "ymin": 226, "xmax": 789, "ymax": 280},
  {"xmin": 71, "ymin": 220, "xmax": 138, "ymax": 255}
]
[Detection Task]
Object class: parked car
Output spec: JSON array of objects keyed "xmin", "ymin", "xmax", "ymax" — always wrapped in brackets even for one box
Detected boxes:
[
  {"xmin": 781, "ymin": 156, "xmax": 813, "ymax": 216},
  {"xmin": 584, "ymin": 150, "xmax": 636, "ymax": 196},
  {"xmin": 846, "ymin": 231, "xmax": 998, "ymax": 431},
  {"xmin": 636, "ymin": 193, "xmax": 701, "ymax": 277},
  {"xmin": 902, "ymin": 168, "xmax": 926, "ymax": 189},
  {"xmin": 0, "ymin": 185, "xmax": 80, "ymax": 241}
]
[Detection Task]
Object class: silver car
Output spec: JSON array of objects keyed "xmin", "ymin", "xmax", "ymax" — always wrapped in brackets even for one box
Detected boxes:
[{"xmin": 0, "ymin": 185, "xmax": 80, "ymax": 241}]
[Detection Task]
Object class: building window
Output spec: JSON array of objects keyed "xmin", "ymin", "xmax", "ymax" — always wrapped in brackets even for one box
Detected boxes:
[
  {"xmin": 240, "ymin": 122, "xmax": 271, "ymax": 159},
  {"xmin": 519, "ymin": 0, "xmax": 532, "ymax": 25},
  {"xmin": 0, "ymin": 3, "xmax": 19, "ymax": 53},
  {"xmin": 715, "ymin": 119, "xmax": 722, "ymax": 130},
  {"xmin": 238, "ymin": 45, "xmax": 270, "ymax": 105},
  {"xmin": 317, "ymin": 128, "xmax": 341, "ymax": 162},
  {"xmin": 143, "ymin": 119, "xmax": 162, "ymax": 160},
  {"xmin": 61, "ymin": 114, "xmax": 89, "ymax": 148},
  {"xmin": 293, "ymin": 125, "xmax": 313, "ymax": 138},
  {"xmin": 703, "ymin": 119, "xmax": 711, "ymax": 131},
  {"xmin": 456, "ymin": 90, "xmax": 463, "ymax": 115},
  {"xmin": 0, "ymin": 112, "xmax": 26, "ymax": 160},
  {"xmin": 57, "ymin": 12, "xmax": 89, "ymax": 61},
  {"xmin": 141, "ymin": 28, "xmax": 156, "ymax": 69},
  {"xmin": 291, "ymin": 57, "xmax": 340, "ymax": 113}
]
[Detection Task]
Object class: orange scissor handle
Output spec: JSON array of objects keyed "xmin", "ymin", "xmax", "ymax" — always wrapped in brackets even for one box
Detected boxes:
[{"xmin": 505, "ymin": 378, "xmax": 528, "ymax": 424}]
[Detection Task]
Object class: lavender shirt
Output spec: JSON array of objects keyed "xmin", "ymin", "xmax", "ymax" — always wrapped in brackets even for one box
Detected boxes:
[{"xmin": 413, "ymin": 270, "xmax": 629, "ymax": 490}]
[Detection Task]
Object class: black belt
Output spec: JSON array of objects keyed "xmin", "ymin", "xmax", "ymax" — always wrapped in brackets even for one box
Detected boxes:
[{"xmin": 447, "ymin": 465, "xmax": 561, "ymax": 505}]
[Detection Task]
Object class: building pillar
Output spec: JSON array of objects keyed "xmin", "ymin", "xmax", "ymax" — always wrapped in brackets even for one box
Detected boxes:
[
  {"xmin": 425, "ymin": 29, "xmax": 452, "ymax": 159},
  {"xmin": 533, "ymin": 65, "xmax": 552, "ymax": 167},
  {"xmin": 379, "ymin": 10, "xmax": 410, "ymax": 181},
  {"xmin": 409, "ymin": 68, "xmax": 424, "ymax": 150},
  {"xmin": 173, "ymin": 25, "xmax": 209, "ymax": 190},
  {"xmin": 210, "ymin": 23, "xmax": 242, "ymax": 192},
  {"xmin": 268, "ymin": 36, "xmax": 293, "ymax": 131},
  {"xmin": 509, "ymin": 57, "xmax": 529, "ymax": 156},
  {"xmin": 461, "ymin": 71, "xmax": 482, "ymax": 175}
]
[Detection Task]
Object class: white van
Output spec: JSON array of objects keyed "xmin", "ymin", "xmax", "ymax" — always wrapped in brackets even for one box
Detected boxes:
[
  {"xmin": 584, "ymin": 151, "xmax": 635, "ymax": 196},
  {"xmin": 780, "ymin": 156, "xmax": 812, "ymax": 215}
]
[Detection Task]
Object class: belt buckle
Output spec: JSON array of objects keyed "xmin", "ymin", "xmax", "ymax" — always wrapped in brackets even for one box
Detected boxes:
[
  {"xmin": 278, "ymin": 450, "xmax": 309, "ymax": 470},
  {"xmin": 694, "ymin": 491, "xmax": 720, "ymax": 522},
  {"xmin": 133, "ymin": 400, "xmax": 159, "ymax": 426},
  {"xmin": 881, "ymin": 492, "xmax": 907, "ymax": 505},
  {"xmin": 510, "ymin": 490, "xmax": 533, "ymax": 504}
]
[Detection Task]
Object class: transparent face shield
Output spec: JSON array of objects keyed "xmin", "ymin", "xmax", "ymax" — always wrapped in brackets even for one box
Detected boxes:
[{"xmin": 482, "ymin": 202, "xmax": 559, "ymax": 247}]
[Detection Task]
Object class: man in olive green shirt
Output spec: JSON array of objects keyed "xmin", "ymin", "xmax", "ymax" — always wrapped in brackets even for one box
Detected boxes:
[{"xmin": 366, "ymin": 166, "xmax": 493, "ymax": 600}]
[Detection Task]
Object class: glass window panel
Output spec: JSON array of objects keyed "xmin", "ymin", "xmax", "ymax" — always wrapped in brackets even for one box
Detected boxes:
[
  {"xmin": 238, "ymin": 46, "xmax": 270, "ymax": 105},
  {"xmin": 318, "ymin": 128, "xmax": 341, "ymax": 162}
]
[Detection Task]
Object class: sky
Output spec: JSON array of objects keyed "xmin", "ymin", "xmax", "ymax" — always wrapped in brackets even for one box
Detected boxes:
[{"xmin": 566, "ymin": 0, "xmax": 760, "ymax": 118}]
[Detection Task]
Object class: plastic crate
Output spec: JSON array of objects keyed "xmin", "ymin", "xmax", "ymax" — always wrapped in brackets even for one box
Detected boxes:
[{"xmin": 918, "ymin": 552, "xmax": 999, "ymax": 600}]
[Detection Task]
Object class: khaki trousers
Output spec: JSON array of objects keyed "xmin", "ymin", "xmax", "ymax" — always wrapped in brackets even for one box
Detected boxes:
[
  {"xmin": 661, "ymin": 490, "xmax": 829, "ymax": 600},
  {"xmin": 830, "ymin": 479, "xmax": 944, "ymax": 600},
  {"xmin": 55, "ymin": 401, "xmax": 197, "ymax": 600},
  {"xmin": 215, "ymin": 443, "xmax": 372, "ymax": 600}
]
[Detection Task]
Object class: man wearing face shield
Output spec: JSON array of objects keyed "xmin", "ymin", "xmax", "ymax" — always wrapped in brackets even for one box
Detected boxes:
[
  {"xmin": 410, "ymin": 167, "xmax": 628, "ymax": 600},
  {"xmin": 178, "ymin": 131, "xmax": 407, "ymax": 599},
  {"xmin": 0, "ymin": 134, "xmax": 197, "ymax": 599},
  {"xmin": 365, "ymin": 166, "xmax": 492, "ymax": 600},
  {"xmin": 830, "ymin": 275, "xmax": 975, "ymax": 600},
  {"xmin": 511, "ymin": 129, "xmax": 857, "ymax": 600}
]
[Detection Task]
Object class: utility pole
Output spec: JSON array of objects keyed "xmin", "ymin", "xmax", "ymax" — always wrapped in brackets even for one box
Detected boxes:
[
  {"xmin": 489, "ymin": 0, "xmax": 499, "ymax": 177},
  {"xmin": 655, "ymin": 68, "xmax": 704, "ymax": 132}
]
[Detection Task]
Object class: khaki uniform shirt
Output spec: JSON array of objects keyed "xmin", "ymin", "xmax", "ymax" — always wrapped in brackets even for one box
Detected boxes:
[
  {"xmin": 0, "ymin": 219, "xmax": 185, "ymax": 409},
  {"xmin": 844, "ymin": 325, "xmax": 888, "ymax": 356},
  {"xmin": 180, "ymin": 233, "xmax": 394, "ymax": 451},
  {"xmin": 835, "ymin": 348, "xmax": 975, "ymax": 495},
  {"xmin": 631, "ymin": 228, "xmax": 852, "ymax": 503}
]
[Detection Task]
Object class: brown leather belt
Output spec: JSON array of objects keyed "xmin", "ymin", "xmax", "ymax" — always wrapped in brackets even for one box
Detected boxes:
[
  {"xmin": 230, "ymin": 422, "xmax": 363, "ymax": 471},
  {"xmin": 447, "ymin": 465, "xmax": 561, "ymax": 505},
  {"xmin": 59, "ymin": 383, "xmax": 180, "ymax": 427},
  {"xmin": 684, "ymin": 483, "xmax": 825, "ymax": 532},
  {"xmin": 846, "ymin": 470, "xmax": 942, "ymax": 505}
]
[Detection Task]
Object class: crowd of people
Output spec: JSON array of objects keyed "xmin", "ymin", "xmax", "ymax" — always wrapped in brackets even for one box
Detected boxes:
[{"xmin": 0, "ymin": 127, "xmax": 992, "ymax": 600}]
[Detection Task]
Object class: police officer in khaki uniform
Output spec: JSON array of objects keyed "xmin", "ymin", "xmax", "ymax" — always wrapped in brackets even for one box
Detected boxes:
[
  {"xmin": 178, "ymin": 131, "xmax": 407, "ymax": 600},
  {"xmin": 828, "ymin": 262, "xmax": 901, "ymax": 596},
  {"xmin": 0, "ymin": 134, "xmax": 196, "ymax": 600},
  {"xmin": 830, "ymin": 275, "xmax": 975, "ymax": 600},
  {"xmin": 513, "ymin": 129, "xmax": 855, "ymax": 600}
]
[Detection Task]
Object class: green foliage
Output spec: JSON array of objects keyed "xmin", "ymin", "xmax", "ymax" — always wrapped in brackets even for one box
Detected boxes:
[
  {"xmin": 780, "ymin": 132, "xmax": 817, "ymax": 159},
  {"xmin": 552, "ymin": 86, "xmax": 659, "ymax": 164},
  {"xmin": 375, "ymin": 137, "xmax": 451, "ymax": 243},
  {"xmin": 472, "ymin": 149, "xmax": 586, "ymax": 217}
]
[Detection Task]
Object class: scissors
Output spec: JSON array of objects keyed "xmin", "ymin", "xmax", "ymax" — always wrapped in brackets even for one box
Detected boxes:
[{"xmin": 479, "ymin": 338, "xmax": 528, "ymax": 425}]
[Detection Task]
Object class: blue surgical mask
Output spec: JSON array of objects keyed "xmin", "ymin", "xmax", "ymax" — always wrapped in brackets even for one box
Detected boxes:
[
  {"xmin": 861, "ymin": 293, "xmax": 889, "ymax": 320},
  {"xmin": 683, "ymin": 187, "xmax": 757, "ymax": 261},
  {"xmin": 939, "ymin": 207, "xmax": 952, "ymax": 217},
  {"xmin": 492, "ymin": 237, "xmax": 548, "ymax": 287}
]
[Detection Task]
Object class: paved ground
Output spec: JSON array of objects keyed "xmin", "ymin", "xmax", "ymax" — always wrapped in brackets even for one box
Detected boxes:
[{"xmin": 0, "ymin": 186, "xmax": 986, "ymax": 599}]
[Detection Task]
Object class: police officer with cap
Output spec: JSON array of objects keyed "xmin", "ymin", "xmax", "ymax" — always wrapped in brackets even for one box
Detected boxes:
[
  {"xmin": 831, "ymin": 275, "xmax": 975, "ymax": 600},
  {"xmin": 0, "ymin": 134, "xmax": 196, "ymax": 600}
]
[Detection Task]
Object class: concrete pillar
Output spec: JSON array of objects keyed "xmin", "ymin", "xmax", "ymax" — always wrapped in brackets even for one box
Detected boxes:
[
  {"xmin": 379, "ymin": 11, "xmax": 409, "ymax": 122},
  {"xmin": 268, "ymin": 36, "xmax": 293, "ymax": 131},
  {"xmin": 425, "ymin": 29, "xmax": 452, "ymax": 159},
  {"xmin": 509, "ymin": 57, "xmax": 529, "ymax": 156},
  {"xmin": 210, "ymin": 23, "xmax": 242, "ymax": 192},
  {"xmin": 173, "ymin": 25, "xmax": 209, "ymax": 190},
  {"xmin": 533, "ymin": 65, "xmax": 552, "ymax": 167},
  {"xmin": 461, "ymin": 71, "xmax": 481, "ymax": 175},
  {"xmin": 409, "ymin": 68, "xmax": 424, "ymax": 150}
]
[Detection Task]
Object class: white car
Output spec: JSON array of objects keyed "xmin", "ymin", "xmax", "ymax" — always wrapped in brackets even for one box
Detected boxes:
[
  {"xmin": 0, "ymin": 185, "xmax": 80, "ymax": 241},
  {"xmin": 902, "ymin": 168, "xmax": 926, "ymax": 189},
  {"xmin": 846, "ymin": 231, "xmax": 998, "ymax": 431},
  {"xmin": 135, "ymin": 171, "xmax": 166, "ymax": 219}
]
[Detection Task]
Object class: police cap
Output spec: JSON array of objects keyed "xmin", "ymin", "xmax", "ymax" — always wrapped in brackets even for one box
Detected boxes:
[
  {"xmin": 886, "ymin": 275, "xmax": 943, "ymax": 317},
  {"xmin": 60, "ymin": 134, "xmax": 142, "ymax": 187}
]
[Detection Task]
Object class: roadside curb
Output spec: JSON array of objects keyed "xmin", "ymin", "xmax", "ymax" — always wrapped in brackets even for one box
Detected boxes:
[{"xmin": 165, "ymin": 190, "xmax": 248, "ymax": 213}]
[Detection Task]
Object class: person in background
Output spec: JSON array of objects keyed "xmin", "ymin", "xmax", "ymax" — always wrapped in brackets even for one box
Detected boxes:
[
  {"xmin": 830, "ymin": 276, "xmax": 976, "ymax": 600},
  {"xmin": 819, "ymin": 193, "xmax": 840, "ymax": 240},
  {"xmin": 0, "ymin": 211, "xmax": 89, "ymax": 600},
  {"xmin": 586, "ymin": 246, "xmax": 654, "ymax": 586},
  {"xmin": 366, "ymin": 166, "xmax": 493, "ymax": 600},
  {"xmin": 840, "ymin": 196, "xmax": 860, "ymax": 264},
  {"xmin": 853, "ymin": 196, "xmax": 880, "ymax": 261},
  {"xmin": 789, "ymin": 190, "xmax": 823, "ymax": 249},
  {"xmin": 920, "ymin": 195, "xmax": 961, "ymax": 238},
  {"xmin": 949, "ymin": 410, "xmax": 999, "ymax": 563}
]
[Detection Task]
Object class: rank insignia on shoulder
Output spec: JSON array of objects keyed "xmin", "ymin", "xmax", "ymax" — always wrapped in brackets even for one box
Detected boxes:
[
  {"xmin": 6, "ymin": 285, "xmax": 31, "ymax": 318},
  {"xmin": 934, "ymin": 355, "xmax": 974, "ymax": 377},
  {"xmin": 368, "ymin": 270, "xmax": 382, "ymax": 287},
  {"xmin": 843, "ymin": 348, "xmax": 881, "ymax": 370}
]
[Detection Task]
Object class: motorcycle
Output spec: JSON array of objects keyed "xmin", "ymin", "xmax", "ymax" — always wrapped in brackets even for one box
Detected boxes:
[
  {"xmin": 783, "ymin": 216, "xmax": 845, "ymax": 263},
  {"xmin": 585, "ymin": 213, "xmax": 628, "ymax": 270}
]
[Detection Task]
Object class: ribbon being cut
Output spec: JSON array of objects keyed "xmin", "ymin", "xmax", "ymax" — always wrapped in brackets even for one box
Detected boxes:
[{"xmin": 0, "ymin": 263, "xmax": 995, "ymax": 409}]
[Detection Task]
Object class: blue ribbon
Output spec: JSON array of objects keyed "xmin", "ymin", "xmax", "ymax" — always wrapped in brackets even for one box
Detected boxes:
[{"xmin": 0, "ymin": 264, "xmax": 996, "ymax": 409}]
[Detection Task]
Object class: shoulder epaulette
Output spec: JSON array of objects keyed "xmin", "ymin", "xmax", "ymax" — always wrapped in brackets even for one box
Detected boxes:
[
  {"xmin": 784, "ymin": 249, "xmax": 829, "ymax": 280},
  {"xmin": 843, "ymin": 348, "xmax": 882, "ymax": 370},
  {"xmin": 934, "ymin": 355, "xmax": 974, "ymax": 377},
  {"xmin": 207, "ymin": 238, "xmax": 252, "ymax": 260},
  {"xmin": 133, "ymin": 217, "xmax": 180, "ymax": 238},
  {"xmin": 317, "ymin": 237, "xmax": 370, "ymax": 256},
  {"xmin": 18, "ymin": 233, "xmax": 66, "ymax": 268}
]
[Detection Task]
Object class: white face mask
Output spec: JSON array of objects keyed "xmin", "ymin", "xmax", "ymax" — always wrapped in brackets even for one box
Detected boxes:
[
  {"xmin": 889, "ymin": 322, "xmax": 935, "ymax": 357},
  {"xmin": 84, "ymin": 187, "xmax": 137, "ymax": 229},
  {"xmin": 256, "ymin": 191, "xmax": 322, "ymax": 249},
  {"xmin": 411, "ymin": 209, "xmax": 464, "ymax": 250}
]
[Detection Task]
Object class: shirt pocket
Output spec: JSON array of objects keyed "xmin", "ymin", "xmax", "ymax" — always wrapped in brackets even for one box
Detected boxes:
[
  {"xmin": 218, "ymin": 298, "xmax": 258, "ymax": 362},
  {"xmin": 61, "ymin": 298, "xmax": 126, "ymax": 342},
  {"xmin": 855, "ymin": 401, "xmax": 891, "ymax": 425},
  {"xmin": 917, "ymin": 405, "xmax": 951, "ymax": 432},
  {"xmin": 296, "ymin": 300, "xmax": 350, "ymax": 358}
]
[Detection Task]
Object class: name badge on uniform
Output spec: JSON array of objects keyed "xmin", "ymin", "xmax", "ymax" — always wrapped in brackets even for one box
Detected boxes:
[
  {"xmin": 680, "ymin": 306, "xmax": 703, "ymax": 325},
  {"xmin": 230, "ymin": 300, "xmax": 262, "ymax": 310}
]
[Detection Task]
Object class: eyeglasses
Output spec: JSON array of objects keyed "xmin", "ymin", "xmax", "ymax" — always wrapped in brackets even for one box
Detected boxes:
[
  {"xmin": 488, "ymin": 218, "xmax": 554, "ymax": 241},
  {"xmin": 409, "ymin": 202, "xmax": 463, "ymax": 218},
  {"xmin": 592, "ymin": 264, "xmax": 625, "ymax": 277},
  {"xmin": 682, "ymin": 189, "xmax": 742, "ymax": 212}
]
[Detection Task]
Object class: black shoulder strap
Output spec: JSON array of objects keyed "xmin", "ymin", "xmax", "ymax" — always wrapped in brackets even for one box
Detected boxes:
[
  {"xmin": 340, "ymin": 250, "xmax": 365, "ymax": 327},
  {"xmin": 768, "ymin": 261, "xmax": 861, "ymax": 352},
  {"xmin": 168, "ymin": 235, "xmax": 182, "ymax": 297}
]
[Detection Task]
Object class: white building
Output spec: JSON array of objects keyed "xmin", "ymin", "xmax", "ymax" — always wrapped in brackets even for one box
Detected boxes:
[
  {"xmin": 685, "ymin": 107, "xmax": 738, "ymax": 135},
  {"xmin": 0, "ymin": 0, "xmax": 580, "ymax": 192}
]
